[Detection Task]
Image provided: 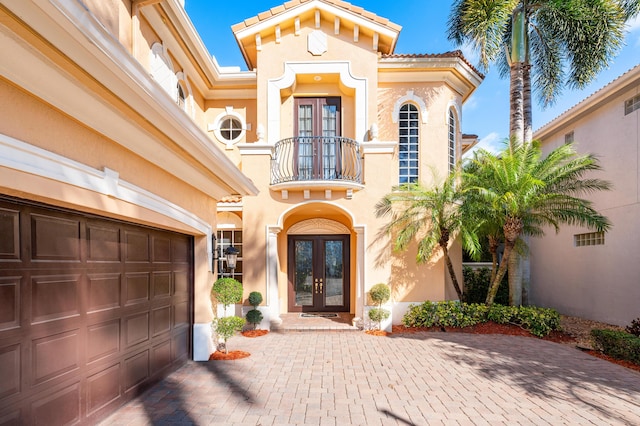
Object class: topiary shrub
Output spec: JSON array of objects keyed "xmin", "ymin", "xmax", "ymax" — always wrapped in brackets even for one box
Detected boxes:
[
  {"xmin": 248, "ymin": 291, "xmax": 263, "ymax": 308},
  {"xmin": 245, "ymin": 309, "xmax": 263, "ymax": 330},
  {"xmin": 368, "ymin": 283, "xmax": 391, "ymax": 330},
  {"xmin": 591, "ymin": 329, "xmax": 640, "ymax": 365},
  {"xmin": 214, "ymin": 316, "xmax": 245, "ymax": 354},
  {"xmin": 211, "ymin": 277, "xmax": 243, "ymax": 313},
  {"xmin": 625, "ymin": 317, "xmax": 640, "ymax": 337}
]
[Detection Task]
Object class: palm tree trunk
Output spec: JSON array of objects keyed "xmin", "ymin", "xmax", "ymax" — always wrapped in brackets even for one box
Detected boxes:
[
  {"xmin": 441, "ymin": 244, "xmax": 464, "ymax": 301},
  {"xmin": 488, "ymin": 235, "xmax": 499, "ymax": 284},
  {"xmin": 486, "ymin": 241, "xmax": 514, "ymax": 306},
  {"xmin": 509, "ymin": 62, "xmax": 524, "ymax": 144},
  {"xmin": 508, "ymin": 251, "xmax": 522, "ymax": 306},
  {"xmin": 523, "ymin": 63, "xmax": 533, "ymax": 144}
]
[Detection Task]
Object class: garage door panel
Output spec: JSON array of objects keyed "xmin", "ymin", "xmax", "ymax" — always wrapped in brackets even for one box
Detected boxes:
[
  {"xmin": 152, "ymin": 271, "xmax": 171, "ymax": 299},
  {"xmin": 152, "ymin": 305, "xmax": 171, "ymax": 337},
  {"xmin": 124, "ymin": 350, "xmax": 149, "ymax": 391},
  {"xmin": 174, "ymin": 270, "xmax": 188, "ymax": 296},
  {"xmin": 32, "ymin": 329, "xmax": 79, "ymax": 385},
  {"xmin": 173, "ymin": 328, "xmax": 189, "ymax": 361},
  {"xmin": 124, "ymin": 312, "xmax": 149, "ymax": 348},
  {"xmin": 31, "ymin": 275, "xmax": 81, "ymax": 324},
  {"xmin": 152, "ymin": 340, "xmax": 172, "ymax": 372},
  {"xmin": 31, "ymin": 214, "xmax": 81, "ymax": 262},
  {"xmin": 124, "ymin": 231, "xmax": 149, "ymax": 262},
  {"xmin": 153, "ymin": 236, "xmax": 171, "ymax": 263},
  {"xmin": 87, "ymin": 319, "xmax": 120, "ymax": 364},
  {"xmin": 172, "ymin": 238, "xmax": 190, "ymax": 263},
  {"xmin": 0, "ymin": 208, "xmax": 20, "ymax": 260},
  {"xmin": 0, "ymin": 277, "xmax": 20, "ymax": 330},
  {"xmin": 0, "ymin": 343, "xmax": 21, "ymax": 399},
  {"xmin": 124, "ymin": 272, "xmax": 150, "ymax": 306},
  {"xmin": 88, "ymin": 273, "xmax": 121, "ymax": 313},
  {"xmin": 31, "ymin": 382, "xmax": 80, "ymax": 426},
  {"xmin": 87, "ymin": 225, "xmax": 121, "ymax": 262},
  {"xmin": 86, "ymin": 363, "xmax": 121, "ymax": 415}
]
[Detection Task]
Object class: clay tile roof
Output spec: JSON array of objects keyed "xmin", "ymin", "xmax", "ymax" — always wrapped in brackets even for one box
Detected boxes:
[
  {"xmin": 381, "ymin": 50, "xmax": 485, "ymax": 79},
  {"xmin": 233, "ymin": 0, "xmax": 402, "ymax": 33},
  {"xmin": 219, "ymin": 195, "xmax": 243, "ymax": 204}
]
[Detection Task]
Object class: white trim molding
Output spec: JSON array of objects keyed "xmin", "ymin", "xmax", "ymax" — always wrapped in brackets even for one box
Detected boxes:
[
  {"xmin": 392, "ymin": 90, "xmax": 428, "ymax": 124},
  {"xmin": 267, "ymin": 61, "xmax": 367, "ymax": 143},
  {"xmin": 0, "ymin": 132, "xmax": 213, "ymax": 256}
]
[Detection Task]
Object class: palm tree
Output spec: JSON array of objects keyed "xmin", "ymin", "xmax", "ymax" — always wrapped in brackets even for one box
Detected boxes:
[
  {"xmin": 464, "ymin": 139, "xmax": 612, "ymax": 306},
  {"xmin": 447, "ymin": 0, "xmax": 638, "ymax": 144},
  {"xmin": 375, "ymin": 171, "xmax": 480, "ymax": 301}
]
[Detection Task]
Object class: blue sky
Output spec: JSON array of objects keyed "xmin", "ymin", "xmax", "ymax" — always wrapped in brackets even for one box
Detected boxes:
[{"xmin": 184, "ymin": 0, "xmax": 640, "ymax": 153}]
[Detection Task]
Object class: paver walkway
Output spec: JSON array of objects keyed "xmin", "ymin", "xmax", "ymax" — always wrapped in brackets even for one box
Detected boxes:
[{"xmin": 100, "ymin": 331, "xmax": 640, "ymax": 425}]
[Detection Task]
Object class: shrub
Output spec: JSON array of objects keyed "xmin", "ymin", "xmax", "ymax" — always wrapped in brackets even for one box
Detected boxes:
[
  {"xmin": 401, "ymin": 301, "xmax": 560, "ymax": 337},
  {"xmin": 248, "ymin": 291, "xmax": 263, "ymax": 308},
  {"xmin": 463, "ymin": 267, "xmax": 508, "ymax": 304},
  {"xmin": 591, "ymin": 329, "xmax": 640, "ymax": 365},
  {"xmin": 214, "ymin": 316, "xmax": 245, "ymax": 354},
  {"xmin": 245, "ymin": 309, "xmax": 263, "ymax": 330},
  {"xmin": 625, "ymin": 317, "xmax": 640, "ymax": 337},
  {"xmin": 368, "ymin": 308, "xmax": 390, "ymax": 325},
  {"xmin": 212, "ymin": 278, "xmax": 243, "ymax": 312},
  {"xmin": 369, "ymin": 283, "xmax": 391, "ymax": 305}
]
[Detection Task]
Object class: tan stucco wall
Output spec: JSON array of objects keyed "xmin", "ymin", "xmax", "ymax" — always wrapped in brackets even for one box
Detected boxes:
[{"xmin": 530, "ymin": 85, "xmax": 640, "ymax": 326}]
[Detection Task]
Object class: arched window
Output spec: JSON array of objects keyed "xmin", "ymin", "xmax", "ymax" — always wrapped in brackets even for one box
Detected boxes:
[
  {"xmin": 448, "ymin": 108, "xmax": 457, "ymax": 173},
  {"xmin": 399, "ymin": 103, "xmax": 419, "ymax": 184}
]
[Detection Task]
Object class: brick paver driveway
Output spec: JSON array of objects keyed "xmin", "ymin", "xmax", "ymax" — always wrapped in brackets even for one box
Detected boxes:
[{"xmin": 101, "ymin": 331, "xmax": 640, "ymax": 425}]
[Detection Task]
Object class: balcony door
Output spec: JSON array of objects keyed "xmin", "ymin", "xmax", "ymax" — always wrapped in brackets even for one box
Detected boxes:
[
  {"xmin": 295, "ymin": 97, "xmax": 341, "ymax": 180},
  {"xmin": 288, "ymin": 235, "xmax": 350, "ymax": 312}
]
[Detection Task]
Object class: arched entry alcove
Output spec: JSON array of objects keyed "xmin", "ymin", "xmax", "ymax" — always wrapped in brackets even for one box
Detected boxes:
[{"xmin": 266, "ymin": 202, "xmax": 366, "ymax": 323}]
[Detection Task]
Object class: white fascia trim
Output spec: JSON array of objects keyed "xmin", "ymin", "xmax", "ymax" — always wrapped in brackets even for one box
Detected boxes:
[
  {"xmin": 361, "ymin": 141, "xmax": 397, "ymax": 154},
  {"xmin": 0, "ymin": 133, "xmax": 213, "ymax": 259},
  {"xmin": 234, "ymin": 1, "xmax": 398, "ymax": 41},
  {"xmin": 29, "ymin": 0, "xmax": 257, "ymax": 197},
  {"xmin": 237, "ymin": 143, "xmax": 274, "ymax": 155},
  {"xmin": 268, "ymin": 61, "xmax": 367, "ymax": 144}
]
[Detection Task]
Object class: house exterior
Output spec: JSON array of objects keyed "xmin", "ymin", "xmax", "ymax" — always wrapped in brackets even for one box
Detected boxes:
[
  {"xmin": 0, "ymin": 0, "xmax": 481, "ymax": 423},
  {"xmin": 530, "ymin": 64, "xmax": 640, "ymax": 327}
]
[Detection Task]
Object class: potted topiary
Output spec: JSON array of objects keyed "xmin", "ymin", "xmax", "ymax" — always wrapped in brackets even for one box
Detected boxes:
[
  {"xmin": 210, "ymin": 277, "xmax": 248, "ymax": 359},
  {"xmin": 368, "ymin": 283, "xmax": 391, "ymax": 332},
  {"xmin": 245, "ymin": 291, "xmax": 264, "ymax": 330}
]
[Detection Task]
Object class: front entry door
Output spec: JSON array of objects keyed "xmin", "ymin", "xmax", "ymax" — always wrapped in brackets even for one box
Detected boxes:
[{"xmin": 288, "ymin": 235, "xmax": 350, "ymax": 312}]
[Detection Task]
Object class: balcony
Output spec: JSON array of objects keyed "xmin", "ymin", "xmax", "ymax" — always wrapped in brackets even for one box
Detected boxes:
[{"xmin": 270, "ymin": 136, "xmax": 363, "ymax": 193}]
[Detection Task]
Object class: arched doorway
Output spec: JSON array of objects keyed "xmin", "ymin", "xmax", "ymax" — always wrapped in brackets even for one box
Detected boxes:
[{"xmin": 286, "ymin": 218, "xmax": 351, "ymax": 312}]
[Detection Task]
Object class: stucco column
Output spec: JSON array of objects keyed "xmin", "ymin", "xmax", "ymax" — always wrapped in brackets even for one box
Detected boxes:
[
  {"xmin": 354, "ymin": 225, "xmax": 365, "ymax": 322},
  {"xmin": 267, "ymin": 225, "xmax": 282, "ymax": 325},
  {"xmin": 193, "ymin": 234, "xmax": 215, "ymax": 361}
]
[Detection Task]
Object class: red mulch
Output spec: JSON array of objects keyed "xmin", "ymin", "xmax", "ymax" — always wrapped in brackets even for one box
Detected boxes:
[
  {"xmin": 241, "ymin": 329, "xmax": 269, "ymax": 338},
  {"xmin": 391, "ymin": 321, "xmax": 639, "ymax": 372},
  {"xmin": 365, "ymin": 329, "xmax": 390, "ymax": 336},
  {"xmin": 209, "ymin": 350, "xmax": 251, "ymax": 361}
]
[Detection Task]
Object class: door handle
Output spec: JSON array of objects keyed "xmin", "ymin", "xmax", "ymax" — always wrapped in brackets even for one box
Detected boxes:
[
  {"xmin": 319, "ymin": 278, "xmax": 323, "ymax": 294},
  {"xmin": 314, "ymin": 278, "xmax": 319, "ymax": 294}
]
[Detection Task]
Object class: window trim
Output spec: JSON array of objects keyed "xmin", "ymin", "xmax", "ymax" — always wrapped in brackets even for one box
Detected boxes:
[
  {"xmin": 210, "ymin": 107, "xmax": 246, "ymax": 149},
  {"xmin": 398, "ymin": 103, "xmax": 419, "ymax": 185},
  {"xmin": 625, "ymin": 94, "xmax": 640, "ymax": 115}
]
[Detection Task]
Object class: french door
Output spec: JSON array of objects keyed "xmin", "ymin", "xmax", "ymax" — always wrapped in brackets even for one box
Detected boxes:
[
  {"xmin": 294, "ymin": 97, "xmax": 341, "ymax": 180},
  {"xmin": 288, "ymin": 235, "xmax": 350, "ymax": 312}
]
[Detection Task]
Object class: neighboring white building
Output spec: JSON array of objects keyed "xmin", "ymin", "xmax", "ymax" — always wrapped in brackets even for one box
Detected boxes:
[{"xmin": 530, "ymin": 64, "xmax": 640, "ymax": 326}]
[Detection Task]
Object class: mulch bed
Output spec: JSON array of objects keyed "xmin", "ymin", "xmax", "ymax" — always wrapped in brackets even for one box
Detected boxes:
[
  {"xmin": 389, "ymin": 321, "xmax": 638, "ymax": 372},
  {"xmin": 241, "ymin": 330, "xmax": 269, "ymax": 338},
  {"xmin": 209, "ymin": 350, "xmax": 251, "ymax": 361}
]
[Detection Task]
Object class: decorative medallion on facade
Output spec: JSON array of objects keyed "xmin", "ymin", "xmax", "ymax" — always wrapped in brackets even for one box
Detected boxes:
[{"xmin": 308, "ymin": 30, "xmax": 327, "ymax": 56}]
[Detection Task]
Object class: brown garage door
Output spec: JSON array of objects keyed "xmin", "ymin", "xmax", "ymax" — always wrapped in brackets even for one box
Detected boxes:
[{"xmin": 0, "ymin": 197, "xmax": 193, "ymax": 425}]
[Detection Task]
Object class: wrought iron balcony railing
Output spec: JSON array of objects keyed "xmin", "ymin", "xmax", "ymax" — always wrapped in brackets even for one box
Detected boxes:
[{"xmin": 270, "ymin": 136, "xmax": 362, "ymax": 186}]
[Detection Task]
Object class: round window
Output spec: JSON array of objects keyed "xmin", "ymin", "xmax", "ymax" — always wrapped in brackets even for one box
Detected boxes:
[{"xmin": 220, "ymin": 117, "xmax": 242, "ymax": 142}]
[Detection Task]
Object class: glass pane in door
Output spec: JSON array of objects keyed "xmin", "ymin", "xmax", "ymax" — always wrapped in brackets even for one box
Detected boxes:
[
  {"xmin": 322, "ymin": 104, "xmax": 338, "ymax": 179},
  {"xmin": 294, "ymin": 240, "xmax": 313, "ymax": 306},
  {"xmin": 324, "ymin": 240, "xmax": 343, "ymax": 307},
  {"xmin": 297, "ymin": 104, "xmax": 313, "ymax": 179}
]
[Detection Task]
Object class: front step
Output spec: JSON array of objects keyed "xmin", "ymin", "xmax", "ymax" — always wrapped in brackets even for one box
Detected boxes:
[{"xmin": 271, "ymin": 313, "xmax": 360, "ymax": 332}]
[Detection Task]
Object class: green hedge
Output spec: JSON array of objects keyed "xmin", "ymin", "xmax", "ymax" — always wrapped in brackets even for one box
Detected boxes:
[
  {"xmin": 463, "ymin": 267, "xmax": 508, "ymax": 304},
  {"xmin": 591, "ymin": 329, "xmax": 640, "ymax": 365},
  {"xmin": 402, "ymin": 301, "xmax": 560, "ymax": 337}
]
